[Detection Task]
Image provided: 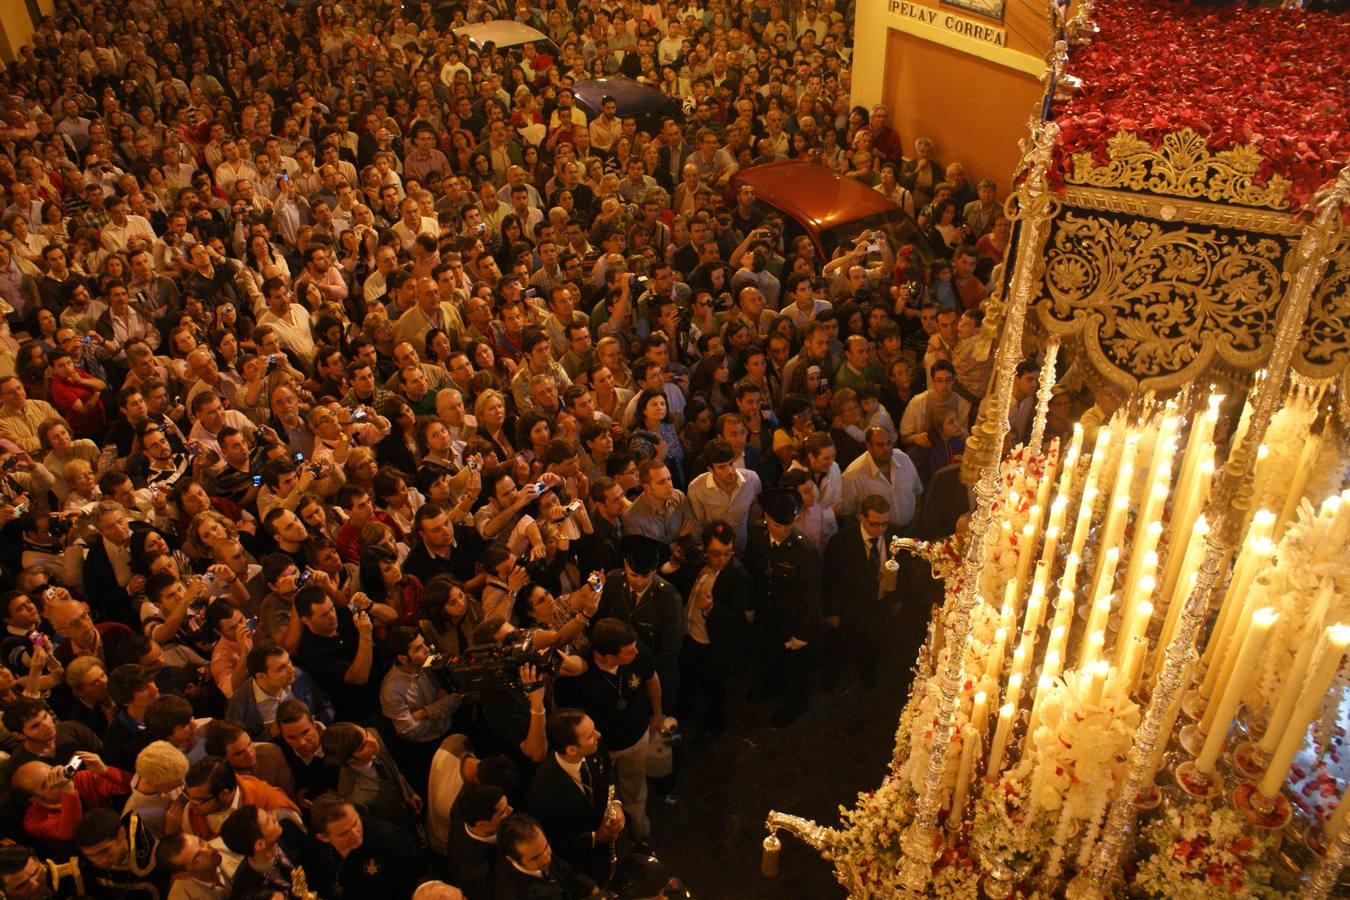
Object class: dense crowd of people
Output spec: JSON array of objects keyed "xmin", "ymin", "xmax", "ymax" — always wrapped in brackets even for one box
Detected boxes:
[{"xmin": 0, "ymin": 0, "xmax": 1035, "ymax": 896}]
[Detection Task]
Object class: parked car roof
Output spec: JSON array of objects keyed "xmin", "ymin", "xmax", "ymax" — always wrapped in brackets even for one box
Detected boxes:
[
  {"xmin": 571, "ymin": 77, "xmax": 684, "ymax": 125},
  {"xmin": 450, "ymin": 21, "xmax": 556, "ymax": 52},
  {"xmin": 734, "ymin": 160, "xmax": 934, "ymax": 261}
]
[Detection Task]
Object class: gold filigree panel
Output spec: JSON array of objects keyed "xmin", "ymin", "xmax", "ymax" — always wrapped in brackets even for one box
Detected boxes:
[
  {"xmin": 1036, "ymin": 210, "xmax": 1290, "ymax": 392},
  {"xmin": 1068, "ymin": 128, "xmax": 1291, "ymax": 211},
  {"xmin": 1300, "ymin": 237, "xmax": 1350, "ymax": 378}
]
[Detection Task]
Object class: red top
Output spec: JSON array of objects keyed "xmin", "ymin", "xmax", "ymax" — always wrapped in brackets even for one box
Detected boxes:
[{"xmin": 24, "ymin": 766, "xmax": 134, "ymax": 845}]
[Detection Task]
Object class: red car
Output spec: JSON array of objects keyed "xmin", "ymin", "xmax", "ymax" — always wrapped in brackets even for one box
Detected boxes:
[{"xmin": 732, "ymin": 160, "xmax": 934, "ymax": 263}]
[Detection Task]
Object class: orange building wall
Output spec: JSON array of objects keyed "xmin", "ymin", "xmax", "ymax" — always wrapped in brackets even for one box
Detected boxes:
[{"xmin": 883, "ymin": 29, "xmax": 1045, "ymax": 192}]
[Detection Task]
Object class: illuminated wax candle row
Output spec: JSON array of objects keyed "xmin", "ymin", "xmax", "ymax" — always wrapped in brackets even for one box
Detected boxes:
[
  {"xmin": 1161, "ymin": 449, "xmax": 1215, "ymax": 601},
  {"xmin": 1200, "ymin": 508, "xmax": 1276, "ymax": 675},
  {"xmin": 1196, "ymin": 607, "xmax": 1279, "ymax": 775},
  {"xmin": 1150, "ymin": 516, "xmax": 1210, "ymax": 681},
  {"xmin": 1068, "ymin": 427, "xmax": 1111, "ymax": 562},
  {"xmin": 1257, "ymin": 581, "xmax": 1334, "ymax": 754},
  {"xmin": 1273, "ymin": 430, "xmax": 1322, "ymax": 540},
  {"xmin": 1172, "ymin": 394, "xmax": 1221, "ymax": 520},
  {"xmin": 1094, "ymin": 433, "xmax": 1139, "ymax": 583},
  {"xmin": 1257, "ymin": 624, "xmax": 1350, "ymax": 798},
  {"xmin": 1199, "ymin": 514, "xmax": 1276, "ymax": 701}
]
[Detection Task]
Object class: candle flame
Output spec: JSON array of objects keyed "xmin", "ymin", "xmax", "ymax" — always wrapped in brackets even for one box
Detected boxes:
[
  {"xmin": 1194, "ymin": 515, "xmax": 1209, "ymax": 534},
  {"xmin": 1008, "ymin": 672, "xmax": 1023, "ymax": 690},
  {"xmin": 1254, "ymin": 509, "xmax": 1277, "ymax": 527},
  {"xmin": 1327, "ymin": 623, "xmax": 1350, "ymax": 647},
  {"xmin": 1252, "ymin": 607, "xmax": 1279, "ymax": 627}
]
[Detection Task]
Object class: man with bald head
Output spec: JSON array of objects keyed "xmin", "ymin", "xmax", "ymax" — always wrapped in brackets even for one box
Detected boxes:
[{"xmin": 13, "ymin": 752, "xmax": 133, "ymax": 847}]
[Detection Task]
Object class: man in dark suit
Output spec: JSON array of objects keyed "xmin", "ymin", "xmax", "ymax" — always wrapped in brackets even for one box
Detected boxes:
[
  {"xmin": 493, "ymin": 812, "xmax": 598, "ymax": 900},
  {"xmin": 656, "ymin": 118, "xmax": 694, "ymax": 187},
  {"xmin": 447, "ymin": 782, "xmax": 511, "ymax": 899},
  {"xmin": 669, "ymin": 521, "xmax": 748, "ymax": 738},
  {"xmin": 823, "ymin": 495, "xmax": 903, "ymax": 689},
  {"xmin": 219, "ymin": 804, "xmax": 326, "ymax": 898},
  {"xmin": 78, "ymin": 502, "xmax": 139, "ymax": 627},
  {"xmin": 744, "ymin": 489, "xmax": 823, "ymax": 727},
  {"xmin": 523, "ymin": 709, "xmax": 621, "ymax": 884}
]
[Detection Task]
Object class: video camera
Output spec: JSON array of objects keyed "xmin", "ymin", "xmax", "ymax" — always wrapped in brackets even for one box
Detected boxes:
[{"xmin": 424, "ymin": 630, "xmax": 562, "ymax": 698}]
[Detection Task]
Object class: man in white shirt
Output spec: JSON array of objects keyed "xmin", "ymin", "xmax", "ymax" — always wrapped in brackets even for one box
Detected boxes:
[
  {"xmin": 390, "ymin": 197, "xmax": 439, "ymax": 253},
  {"xmin": 256, "ymin": 278, "xmax": 315, "ymax": 363},
  {"xmin": 899, "ymin": 359, "xmax": 970, "ymax": 450},
  {"xmin": 687, "ymin": 439, "xmax": 762, "ymax": 550},
  {"xmin": 99, "ymin": 196, "xmax": 157, "ymax": 254},
  {"xmin": 840, "ymin": 427, "xmax": 923, "ymax": 528}
]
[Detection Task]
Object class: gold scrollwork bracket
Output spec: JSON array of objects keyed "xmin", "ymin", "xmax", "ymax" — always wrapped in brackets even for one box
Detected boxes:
[{"xmin": 1068, "ymin": 128, "xmax": 1292, "ymax": 211}]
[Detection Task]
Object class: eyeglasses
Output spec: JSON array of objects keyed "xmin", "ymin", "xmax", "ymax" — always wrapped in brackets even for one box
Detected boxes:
[{"xmin": 54, "ymin": 612, "xmax": 91, "ymax": 635}]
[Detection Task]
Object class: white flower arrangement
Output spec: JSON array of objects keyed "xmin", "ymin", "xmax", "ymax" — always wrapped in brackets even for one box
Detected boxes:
[
  {"xmin": 1021, "ymin": 667, "xmax": 1140, "ymax": 820},
  {"xmin": 1131, "ymin": 805, "xmax": 1288, "ymax": 899}
]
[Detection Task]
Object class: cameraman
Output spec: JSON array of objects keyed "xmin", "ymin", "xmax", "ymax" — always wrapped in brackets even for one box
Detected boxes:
[
  {"xmin": 466, "ymin": 618, "xmax": 556, "ymax": 774},
  {"xmin": 379, "ymin": 626, "xmax": 460, "ymax": 784}
]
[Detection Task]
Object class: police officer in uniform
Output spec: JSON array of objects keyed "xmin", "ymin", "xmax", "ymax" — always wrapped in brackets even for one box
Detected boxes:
[
  {"xmin": 595, "ymin": 535, "xmax": 685, "ymax": 710},
  {"xmin": 745, "ymin": 489, "xmax": 823, "ymax": 726}
]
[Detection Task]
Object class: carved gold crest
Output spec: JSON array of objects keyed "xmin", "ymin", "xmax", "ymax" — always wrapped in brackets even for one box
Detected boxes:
[{"xmin": 1068, "ymin": 128, "xmax": 1292, "ymax": 211}]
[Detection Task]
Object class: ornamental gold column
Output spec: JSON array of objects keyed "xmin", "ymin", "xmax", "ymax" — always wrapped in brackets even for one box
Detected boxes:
[
  {"xmin": 1069, "ymin": 162, "xmax": 1350, "ymax": 899},
  {"xmin": 894, "ymin": 120, "xmax": 1061, "ymax": 891}
]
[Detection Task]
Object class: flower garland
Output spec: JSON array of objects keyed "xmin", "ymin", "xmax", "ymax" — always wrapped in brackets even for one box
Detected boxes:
[
  {"xmin": 1132, "ymin": 805, "xmax": 1288, "ymax": 899},
  {"xmin": 1050, "ymin": 0, "xmax": 1350, "ymax": 212},
  {"xmin": 971, "ymin": 776, "xmax": 1050, "ymax": 876}
]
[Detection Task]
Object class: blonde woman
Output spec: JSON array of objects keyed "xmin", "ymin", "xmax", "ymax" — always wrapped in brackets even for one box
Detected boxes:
[
  {"xmin": 474, "ymin": 389, "xmax": 515, "ymax": 461},
  {"xmin": 37, "ymin": 417, "xmax": 101, "ymax": 505}
]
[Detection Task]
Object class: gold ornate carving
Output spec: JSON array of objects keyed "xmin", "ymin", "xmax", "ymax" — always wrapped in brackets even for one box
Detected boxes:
[
  {"xmin": 1299, "ymin": 237, "xmax": 1350, "ymax": 379},
  {"xmin": 1059, "ymin": 187, "xmax": 1301, "ymax": 235},
  {"xmin": 1037, "ymin": 211, "xmax": 1289, "ymax": 393},
  {"xmin": 1068, "ymin": 128, "xmax": 1292, "ymax": 211}
]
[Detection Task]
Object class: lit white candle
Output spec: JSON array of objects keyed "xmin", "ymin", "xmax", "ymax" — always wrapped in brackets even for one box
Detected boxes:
[
  {"xmin": 969, "ymin": 690, "xmax": 989, "ymax": 739},
  {"xmin": 1025, "ymin": 673, "xmax": 1055, "ymax": 744},
  {"xmin": 1274, "ymin": 430, "xmax": 1323, "ymax": 539},
  {"xmin": 1117, "ymin": 558, "xmax": 1158, "ymax": 657},
  {"xmin": 1258, "ymin": 581, "xmax": 1333, "ymax": 754},
  {"xmin": 1201, "ymin": 535, "xmax": 1274, "ymax": 700},
  {"xmin": 1115, "ymin": 596, "xmax": 1154, "ymax": 672},
  {"xmin": 1088, "ymin": 544, "xmax": 1122, "ymax": 614},
  {"xmin": 1116, "ymin": 635, "xmax": 1148, "ymax": 696},
  {"xmin": 1173, "ymin": 394, "xmax": 1220, "ymax": 521},
  {"xmin": 1080, "ymin": 629, "xmax": 1106, "ymax": 671},
  {"xmin": 1010, "ymin": 644, "xmax": 1028, "ymax": 682},
  {"xmin": 1258, "ymin": 624, "xmax": 1350, "ymax": 798},
  {"xmin": 1043, "ymin": 646, "xmax": 1064, "ymax": 682},
  {"xmin": 1155, "ymin": 515, "xmax": 1210, "ymax": 664},
  {"xmin": 1011, "ymin": 517, "xmax": 1039, "ymax": 609},
  {"xmin": 1196, "ymin": 608, "xmax": 1278, "ymax": 774},
  {"xmin": 1202, "ymin": 605, "xmax": 1255, "ymax": 726},
  {"xmin": 1060, "ymin": 552, "xmax": 1082, "ymax": 598},
  {"xmin": 947, "ymin": 726, "xmax": 978, "ymax": 830},
  {"xmin": 1083, "ymin": 660, "xmax": 1109, "ymax": 706},
  {"xmin": 1201, "ymin": 509, "xmax": 1276, "ymax": 673},
  {"xmin": 987, "ymin": 703, "xmax": 1015, "ymax": 777},
  {"xmin": 984, "ymin": 626, "xmax": 1008, "ymax": 683},
  {"xmin": 1325, "ymin": 781, "xmax": 1350, "ymax": 844}
]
